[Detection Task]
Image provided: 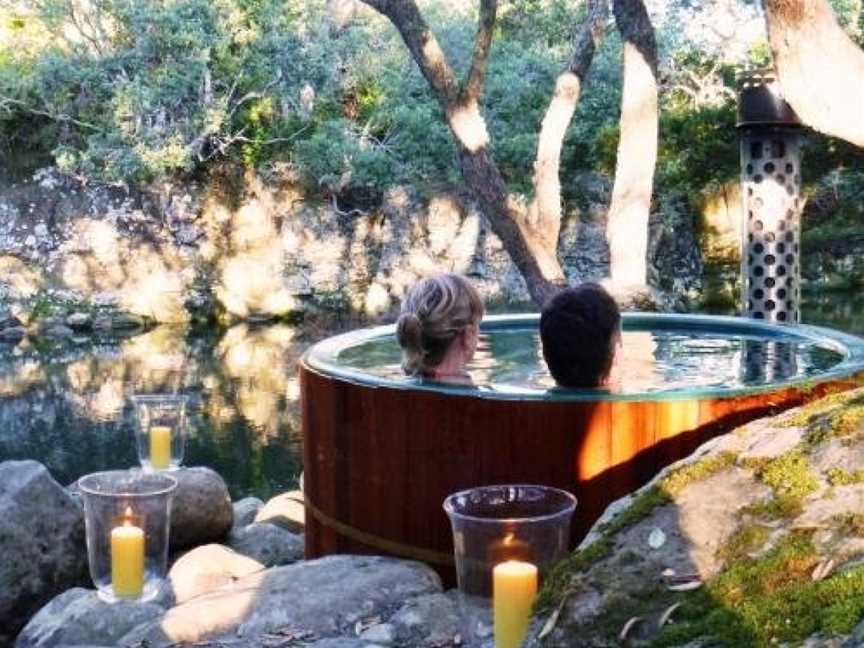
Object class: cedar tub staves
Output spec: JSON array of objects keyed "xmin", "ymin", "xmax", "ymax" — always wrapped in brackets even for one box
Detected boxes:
[{"xmin": 300, "ymin": 313, "xmax": 864, "ymax": 583}]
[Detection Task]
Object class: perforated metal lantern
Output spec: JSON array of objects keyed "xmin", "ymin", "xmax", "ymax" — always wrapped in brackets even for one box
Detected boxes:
[{"xmin": 738, "ymin": 70, "xmax": 803, "ymax": 324}]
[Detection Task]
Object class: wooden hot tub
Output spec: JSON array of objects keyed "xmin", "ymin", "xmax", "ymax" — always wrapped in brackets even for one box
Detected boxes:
[{"xmin": 300, "ymin": 314, "xmax": 864, "ymax": 580}]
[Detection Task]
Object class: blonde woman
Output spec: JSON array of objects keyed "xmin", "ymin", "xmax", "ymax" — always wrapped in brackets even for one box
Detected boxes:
[{"xmin": 396, "ymin": 273, "xmax": 484, "ymax": 383}]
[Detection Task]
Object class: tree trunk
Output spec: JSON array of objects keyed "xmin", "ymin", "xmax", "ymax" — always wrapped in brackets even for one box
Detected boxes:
[
  {"xmin": 606, "ymin": 0, "xmax": 658, "ymax": 287},
  {"xmin": 362, "ymin": 0, "xmax": 611, "ymax": 305},
  {"xmin": 448, "ymin": 102, "xmax": 565, "ymax": 306},
  {"xmin": 531, "ymin": 0, "xmax": 608, "ymax": 255},
  {"xmin": 764, "ymin": 0, "xmax": 864, "ymax": 148}
]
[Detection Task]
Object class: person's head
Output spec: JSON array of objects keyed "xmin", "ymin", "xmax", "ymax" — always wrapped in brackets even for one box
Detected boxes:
[
  {"xmin": 396, "ymin": 273, "xmax": 484, "ymax": 377},
  {"xmin": 540, "ymin": 283, "xmax": 621, "ymax": 388}
]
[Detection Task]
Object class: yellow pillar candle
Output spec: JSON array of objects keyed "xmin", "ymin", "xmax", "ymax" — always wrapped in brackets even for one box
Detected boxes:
[
  {"xmin": 493, "ymin": 560, "xmax": 538, "ymax": 648},
  {"xmin": 111, "ymin": 520, "xmax": 145, "ymax": 598},
  {"xmin": 149, "ymin": 425, "xmax": 172, "ymax": 469}
]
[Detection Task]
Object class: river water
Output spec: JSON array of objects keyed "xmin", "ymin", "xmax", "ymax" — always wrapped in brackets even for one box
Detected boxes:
[{"xmin": 1, "ymin": 293, "xmax": 863, "ymax": 501}]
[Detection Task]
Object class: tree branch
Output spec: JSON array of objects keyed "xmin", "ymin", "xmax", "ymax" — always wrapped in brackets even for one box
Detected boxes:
[
  {"xmin": 764, "ymin": 0, "xmax": 864, "ymax": 148},
  {"xmin": 530, "ymin": 0, "xmax": 608, "ymax": 243},
  {"xmin": 460, "ymin": 0, "xmax": 498, "ymax": 104},
  {"xmin": 0, "ymin": 94, "xmax": 103, "ymax": 132},
  {"xmin": 360, "ymin": 0, "xmax": 459, "ymax": 108}
]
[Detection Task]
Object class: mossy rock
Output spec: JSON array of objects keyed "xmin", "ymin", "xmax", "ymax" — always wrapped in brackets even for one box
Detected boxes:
[{"xmin": 535, "ymin": 388, "xmax": 864, "ymax": 647}]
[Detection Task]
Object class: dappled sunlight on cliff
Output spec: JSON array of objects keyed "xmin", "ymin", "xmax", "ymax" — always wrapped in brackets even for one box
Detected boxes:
[
  {"xmin": 0, "ymin": 360, "xmax": 45, "ymax": 398},
  {"xmin": 213, "ymin": 324, "xmax": 299, "ymax": 435},
  {"xmin": 214, "ymin": 198, "xmax": 300, "ymax": 319},
  {"xmin": 61, "ymin": 219, "xmax": 190, "ymax": 323},
  {"xmin": 0, "ymin": 256, "xmax": 44, "ymax": 298}
]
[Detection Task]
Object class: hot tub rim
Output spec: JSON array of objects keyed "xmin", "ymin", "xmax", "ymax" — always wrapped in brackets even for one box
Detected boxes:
[{"xmin": 301, "ymin": 312, "xmax": 864, "ymax": 403}]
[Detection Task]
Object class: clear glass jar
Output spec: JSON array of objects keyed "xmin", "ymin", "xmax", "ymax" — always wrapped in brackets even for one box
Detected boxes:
[
  {"xmin": 132, "ymin": 394, "xmax": 189, "ymax": 471},
  {"xmin": 443, "ymin": 485, "xmax": 577, "ymax": 648},
  {"xmin": 78, "ymin": 470, "xmax": 177, "ymax": 603}
]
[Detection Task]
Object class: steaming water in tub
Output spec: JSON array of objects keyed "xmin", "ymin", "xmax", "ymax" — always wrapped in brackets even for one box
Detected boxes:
[{"xmin": 331, "ymin": 315, "xmax": 848, "ymax": 395}]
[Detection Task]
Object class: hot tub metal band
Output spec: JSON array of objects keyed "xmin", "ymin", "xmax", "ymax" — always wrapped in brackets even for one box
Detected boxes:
[{"xmin": 287, "ymin": 495, "xmax": 455, "ymax": 567}]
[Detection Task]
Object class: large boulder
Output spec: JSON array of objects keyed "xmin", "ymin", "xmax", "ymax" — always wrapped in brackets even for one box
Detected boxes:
[
  {"xmin": 389, "ymin": 592, "xmax": 462, "ymax": 646},
  {"xmin": 227, "ymin": 522, "xmax": 304, "ymax": 567},
  {"xmin": 168, "ymin": 544, "xmax": 263, "ymax": 605},
  {"xmin": 170, "ymin": 467, "xmax": 233, "ymax": 549},
  {"xmin": 120, "ymin": 555, "xmax": 442, "ymax": 646},
  {"xmin": 231, "ymin": 496, "xmax": 264, "ymax": 529},
  {"xmin": 15, "ymin": 588, "xmax": 164, "ymax": 648},
  {"xmin": 255, "ymin": 490, "xmax": 305, "ymax": 532},
  {"xmin": 0, "ymin": 461, "xmax": 87, "ymax": 645},
  {"xmin": 532, "ymin": 388, "xmax": 864, "ymax": 647}
]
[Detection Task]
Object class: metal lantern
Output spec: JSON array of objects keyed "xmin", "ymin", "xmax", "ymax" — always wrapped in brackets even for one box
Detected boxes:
[{"xmin": 737, "ymin": 69, "xmax": 804, "ymax": 324}]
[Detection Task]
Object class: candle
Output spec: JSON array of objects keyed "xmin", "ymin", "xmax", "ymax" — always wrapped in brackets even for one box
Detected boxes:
[
  {"xmin": 111, "ymin": 511, "xmax": 144, "ymax": 598},
  {"xmin": 149, "ymin": 425, "xmax": 172, "ymax": 469},
  {"xmin": 493, "ymin": 560, "xmax": 538, "ymax": 648}
]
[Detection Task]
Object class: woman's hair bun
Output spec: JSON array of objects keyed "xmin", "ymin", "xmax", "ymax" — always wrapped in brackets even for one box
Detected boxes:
[{"xmin": 396, "ymin": 312, "xmax": 424, "ymax": 375}]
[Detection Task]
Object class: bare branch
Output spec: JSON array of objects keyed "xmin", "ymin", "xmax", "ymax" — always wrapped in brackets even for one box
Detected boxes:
[{"xmin": 460, "ymin": 0, "xmax": 498, "ymax": 104}]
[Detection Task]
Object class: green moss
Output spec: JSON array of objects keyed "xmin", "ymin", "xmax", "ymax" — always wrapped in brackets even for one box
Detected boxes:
[
  {"xmin": 783, "ymin": 392, "xmax": 864, "ymax": 447},
  {"xmin": 742, "ymin": 495, "xmax": 805, "ymax": 521},
  {"xmin": 718, "ymin": 523, "xmax": 772, "ymax": 565},
  {"xmin": 651, "ymin": 533, "xmax": 864, "ymax": 647},
  {"xmin": 757, "ymin": 450, "xmax": 819, "ymax": 502},
  {"xmin": 536, "ymin": 538, "xmax": 612, "ymax": 613},
  {"xmin": 537, "ymin": 452, "xmax": 738, "ymax": 615},
  {"xmin": 827, "ymin": 467, "xmax": 864, "ymax": 486},
  {"xmin": 659, "ymin": 451, "xmax": 739, "ymax": 497}
]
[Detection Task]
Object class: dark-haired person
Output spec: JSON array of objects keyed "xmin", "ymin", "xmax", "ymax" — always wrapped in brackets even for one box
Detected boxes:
[
  {"xmin": 539, "ymin": 283, "xmax": 621, "ymax": 388},
  {"xmin": 395, "ymin": 273, "xmax": 484, "ymax": 383}
]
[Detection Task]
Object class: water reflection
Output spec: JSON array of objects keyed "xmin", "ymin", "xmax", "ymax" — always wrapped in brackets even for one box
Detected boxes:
[{"xmin": 0, "ymin": 324, "xmax": 312, "ymax": 500}]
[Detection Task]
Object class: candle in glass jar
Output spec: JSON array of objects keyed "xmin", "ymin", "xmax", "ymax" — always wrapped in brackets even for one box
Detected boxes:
[
  {"xmin": 149, "ymin": 425, "xmax": 172, "ymax": 469},
  {"xmin": 111, "ymin": 512, "xmax": 144, "ymax": 598},
  {"xmin": 493, "ymin": 560, "xmax": 537, "ymax": 648}
]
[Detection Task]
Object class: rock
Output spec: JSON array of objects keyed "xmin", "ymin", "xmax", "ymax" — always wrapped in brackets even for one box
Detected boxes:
[
  {"xmin": 111, "ymin": 312, "xmax": 145, "ymax": 330},
  {"xmin": 168, "ymin": 544, "xmax": 263, "ymax": 605},
  {"xmin": 0, "ymin": 461, "xmax": 87, "ymax": 645},
  {"xmin": 92, "ymin": 315, "xmax": 113, "ymax": 332},
  {"xmin": 390, "ymin": 593, "xmax": 462, "ymax": 646},
  {"xmin": 232, "ymin": 496, "xmax": 264, "ymax": 529},
  {"xmin": 0, "ymin": 306, "xmax": 21, "ymax": 330},
  {"xmin": 255, "ymin": 489, "xmax": 305, "ymax": 533},
  {"xmin": 66, "ymin": 312, "xmax": 92, "ymax": 330},
  {"xmin": 14, "ymin": 587, "xmax": 164, "ymax": 648},
  {"xmin": 359, "ymin": 623, "xmax": 397, "ymax": 644},
  {"xmin": 0, "ymin": 325, "xmax": 26, "ymax": 342},
  {"xmin": 120, "ymin": 555, "xmax": 442, "ymax": 646},
  {"xmin": 40, "ymin": 324, "xmax": 74, "ymax": 339},
  {"xmin": 170, "ymin": 467, "xmax": 233, "ymax": 549},
  {"xmin": 532, "ymin": 389, "xmax": 864, "ymax": 647},
  {"xmin": 175, "ymin": 224, "xmax": 204, "ymax": 246},
  {"xmin": 228, "ymin": 522, "xmax": 304, "ymax": 567}
]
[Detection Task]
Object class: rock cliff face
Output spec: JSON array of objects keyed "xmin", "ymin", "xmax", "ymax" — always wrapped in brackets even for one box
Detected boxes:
[{"xmin": 0, "ymin": 167, "xmax": 702, "ymax": 326}]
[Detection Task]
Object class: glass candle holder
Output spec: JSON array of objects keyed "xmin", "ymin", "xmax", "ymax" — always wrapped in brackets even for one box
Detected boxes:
[
  {"xmin": 78, "ymin": 470, "xmax": 177, "ymax": 603},
  {"xmin": 132, "ymin": 394, "xmax": 189, "ymax": 471},
  {"xmin": 443, "ymin": 485, "xmax": 577, "ymax": 648}
]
